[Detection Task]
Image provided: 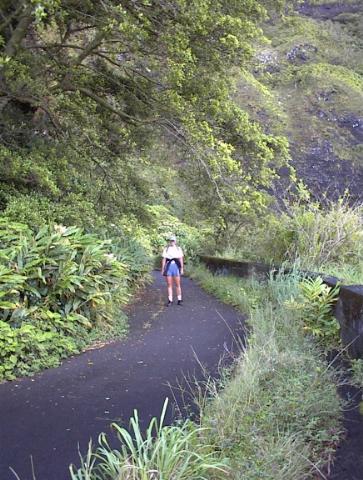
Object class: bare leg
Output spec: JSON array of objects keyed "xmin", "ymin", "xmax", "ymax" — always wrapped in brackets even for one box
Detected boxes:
[
  {"xmin": 174, "ymin": 276, "xmax": 182, "ymax": 300},
  {"xmin": 166, "ymin": 276, "xmax": 173, "ymax": 302}
]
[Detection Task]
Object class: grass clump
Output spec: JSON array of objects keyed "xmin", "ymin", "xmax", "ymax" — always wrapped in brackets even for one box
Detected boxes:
[
  {"xmin": 70, "ymin": 399, "xmax": 226, "ymax": 480},
  {"xmin": 192, "ymin": 266, "xmax": 343, "ymax": 479},
  {"xmin": 189, "ymin": 265, "xmax": 268, "ymax": 313}
]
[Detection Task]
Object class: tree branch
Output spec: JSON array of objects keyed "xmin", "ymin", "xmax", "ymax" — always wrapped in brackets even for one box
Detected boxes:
[
  {"xmin": 72, "ymin": 29, "xmax": 105, "ymax": 66},
  {"xmin": 71, "ymin": 85, "xmax": 138, "ymax": 125},
  {"xmin": 161, "ymin": 118, "xmax": 224, "ymax": 201},
  {"xmin": 4, "ymin": 3, "xmax": 33, "ymax": 56},
  {"xmin": 0, "ymin": 1, "xmax": 25, "ymax": 34}
]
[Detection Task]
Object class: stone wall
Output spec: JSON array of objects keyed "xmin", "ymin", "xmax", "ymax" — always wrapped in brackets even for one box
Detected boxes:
[{"xmin": 199, "ymin": 255, "xmax": 363, "ymax": 359}]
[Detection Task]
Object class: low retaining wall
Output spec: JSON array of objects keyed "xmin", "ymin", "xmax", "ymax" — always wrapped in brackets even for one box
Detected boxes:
[{"xmin": 199, "ymin": 255, "xmax": 363, "ymax": 359}]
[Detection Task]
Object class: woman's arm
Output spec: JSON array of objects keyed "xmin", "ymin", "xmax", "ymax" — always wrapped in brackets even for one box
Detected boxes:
[
  {"xmin": 161, "ymin": 257, "xmax": 166, "ymax": 273},
  {"xmin": 179, "ymin": 255, "xmax": 184, "ymax": 275}
]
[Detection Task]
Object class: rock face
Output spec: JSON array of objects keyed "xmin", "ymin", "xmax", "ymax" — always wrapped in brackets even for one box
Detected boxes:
[
  {"xmin": 290, "ymin": 140, "xmax": 363, "ymax": 202},
  {"xmin": 298, "ymin": 1, "xmax": 363, "ymax": 21},
  {"xmin": 253, "ymin": 1, "xmax": 363, "ymax": 203},
  {"xmin": 338, "ymin": 115, "xmax": 363, "ymax": 143},
  {"xmin": 286, "ymin": 43, "xmax": 318, "ymax": 63}
]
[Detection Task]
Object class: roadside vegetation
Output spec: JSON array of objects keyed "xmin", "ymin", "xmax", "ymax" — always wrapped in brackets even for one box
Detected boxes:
[
  {"xmin": 68, "ymin": 190, "xmax": 359, "ymax": 477},
  {"xmin": 0, "ymin": 213, "xmax": 203, "ymax": 381},
  {"xmin": 193, "ymin": 266, "xmax": 342, "ymax": 479},
  {"xmin": 70, "ymin": 398, "xmax": 227, "ymax": 480},
  {"xmin": 216, "ymin": 190, "xmax": 363, "ymax": 286},
  {"xmin": 70, "ymin": 265, "xmax": 343, "ymax": 479},
  {"xmin": 0, "ymin": 0, "xmax": 287, "ymax": 381},
  {"xmin": 351, "ymin": 359, "xmax": 363, "ymax": 389},
  {"xmin": 0, "ymin": 220, "xmax": 150, "ymax": 380}
]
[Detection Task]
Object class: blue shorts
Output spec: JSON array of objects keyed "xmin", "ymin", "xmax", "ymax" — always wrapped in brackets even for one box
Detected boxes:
[{"xmin": 166, "ymin": 261, "xmax": 180, "ymax": 277}]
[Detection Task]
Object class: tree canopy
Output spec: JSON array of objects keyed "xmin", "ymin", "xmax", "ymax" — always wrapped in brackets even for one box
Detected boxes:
[{"xmin": 0, "ymin": 0, "xmax": 289, "ymax": 236}]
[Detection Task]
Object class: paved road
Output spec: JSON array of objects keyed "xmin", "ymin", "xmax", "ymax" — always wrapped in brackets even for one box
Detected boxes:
[
  {"xmin": 0, "ymin": 272, "xmax": 246, "ymax": 480},
  {"xmin": 328, "ymin": 370, "xmax": 363, "ymax": 480}
]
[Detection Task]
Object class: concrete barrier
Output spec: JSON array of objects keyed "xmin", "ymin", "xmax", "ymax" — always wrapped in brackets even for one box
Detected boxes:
[{"xmin": 199, "ymin": 255, "xmax": 363, "ymax": 359}]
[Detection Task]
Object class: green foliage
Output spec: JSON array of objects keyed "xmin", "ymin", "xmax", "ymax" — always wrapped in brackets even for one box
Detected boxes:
[
  {"xmin": 145, "ymin": 205, "xmax": 207, "ymax": 260},
  {"xmin": 70, "ymin": 398, "xmax": 226, "ymax": 480},
  {"xmin": 189, "ymin": 265, "xmax": 266, "ymax": 313},
  {"xmin": 0, "ymin": 220, "xmax": 128, "ymax": 325},
  {"xmin": 0, "ymin": 219, "xmax": 150, "ymax": 380},
  {"xmin": 327, "ymin": 262, "xmax": 363, "ymax": 285},
  {"xmin": 191, "ymin": 266, "xmax": 342, "ymax": 479},
  {"xmin": 0, "ymin": 0, "xmax": 290, "ymax": 239},
  {"xmin": 350, "ymin": 359, "xmax": 363, "ymax": 389},
  {"xmin": 0, "ymin": 320, "xmax": 78, "ymax": 380},
  {"xmin": 285, "ymin": 276, "xmax": 340, "ymax": 345},
  {"xmin": 3, "ymin": 192, "xmax": 104, "ymax": 231},
  {"xmin": 224, "ymin": 195, "xmax": 363, "ymax": 272}
]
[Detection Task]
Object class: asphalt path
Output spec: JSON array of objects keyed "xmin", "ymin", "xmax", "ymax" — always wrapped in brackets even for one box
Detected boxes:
[{"xmin": 0, "ymin": 272, "xmax": 246, "ymax": 480}]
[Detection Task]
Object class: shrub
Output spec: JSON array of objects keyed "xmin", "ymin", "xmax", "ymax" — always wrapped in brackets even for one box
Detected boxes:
[
  {"xmin": 146, "ymin": 204, "xmax": 207, "ymax": 260},
  {"xmin": 2, "ymin": 192, "xmax": 105, "ymax": 231},
  {"xmin": 0, "ymin": 221, "xmax": 127, "ymax": 325},
  {"xmin": 350, "ymin": 359, "xmax": 363, "ymax": 389},
  {"xmin": 0, "ymin": 320, "xmax": 78, "ymax": 380},
  {"xmin": 285, "ymin": 276, "xmax": 340, "ymax": 345},
  {"xmin": 277, "ymin": 198, "xmax": 363, "ymax": 269},
  {"xmin": 0, "ymin": 219, "xmax": 148, "ymax": 380},
  {"xmin": 100, "ymin": 222, "xmax": 153, "ymax": 284}
]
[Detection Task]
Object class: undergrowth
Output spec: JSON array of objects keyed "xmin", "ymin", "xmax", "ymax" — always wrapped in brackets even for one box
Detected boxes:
[
  {"xmin": 191, "ymin": 265, "xmax": 343, "ymax": 479},
  {"xmin": 219, "ymin": 195, "xmax": 363, "ymax": 286},
  {"xmin": 0, "ymin": 220, "xmax": 152, "ymax": 381},
  {"xmin": 350, "ymin": 359, "xmax": 363, "ymax": 389}
]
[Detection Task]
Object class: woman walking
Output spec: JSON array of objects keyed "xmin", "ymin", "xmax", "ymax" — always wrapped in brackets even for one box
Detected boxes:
[{"xmin": 161, "ymin": 235, "xmax": 184, "ymax": 306}]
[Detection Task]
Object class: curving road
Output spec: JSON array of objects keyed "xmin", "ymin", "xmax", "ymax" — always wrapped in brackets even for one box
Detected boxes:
[{"xmin": 0, "ymin": 272, "xmax": 246, "ymax": 480}]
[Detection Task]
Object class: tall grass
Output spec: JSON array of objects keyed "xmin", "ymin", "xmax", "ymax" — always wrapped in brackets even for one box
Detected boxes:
[
  {"xmin": 70, "ymin": 399, "xmax": 227, "ymax": 480},
  {"xmin": 191, "ymin": 265, "xmax": 343, "ymax": 479},
  {"xmin": 220, "ymin": 198, "xmax": 363, "ymax": 277}
]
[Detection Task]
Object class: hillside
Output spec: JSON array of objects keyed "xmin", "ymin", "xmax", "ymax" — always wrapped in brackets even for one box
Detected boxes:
[{"xmin": 237, "ymin": 0, "xmax": 363, "ymax": 201}]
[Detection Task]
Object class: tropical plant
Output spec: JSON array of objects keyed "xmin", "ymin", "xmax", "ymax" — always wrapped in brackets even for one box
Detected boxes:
[
  {"xmin": 0, "ymin": 320, "xmax": 78, "ymax": 380},
  {"xmin": 285, "ymin": 276, "xmax": 340, "ymax": 344},
  {"xmin": 0, "ymin": 220, "xmax": 128, "ymax": 326},
  {"xmin": 0, "ymin": 219, "xmax": 150, "ymax": 380}
]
